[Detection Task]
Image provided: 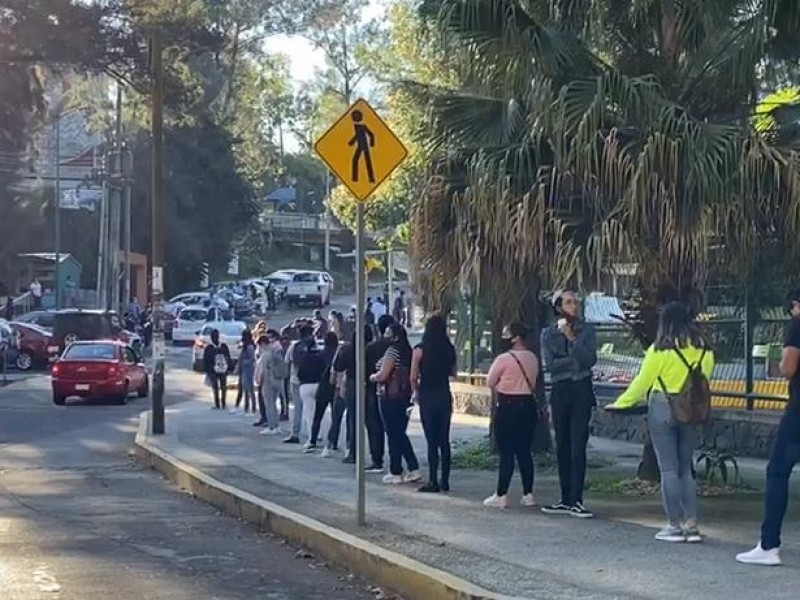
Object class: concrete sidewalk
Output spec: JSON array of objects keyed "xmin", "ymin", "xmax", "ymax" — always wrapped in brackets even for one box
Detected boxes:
[{"xmin": 137, "ymin": 375, "xmax": 800, "ymax": 600}]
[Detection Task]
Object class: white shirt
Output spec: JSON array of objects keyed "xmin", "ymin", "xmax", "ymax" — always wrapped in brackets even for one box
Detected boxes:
[
  {"xmin": 30, "ymin": 281, "xmax": 42, "ymax": 297},
  {"xmin": 372, "ymin": 300, "xmax": 387, "ymax": 318},
  {"xmin": 286, "ymin": 340, "xmax": 300, "ymax": 385}
]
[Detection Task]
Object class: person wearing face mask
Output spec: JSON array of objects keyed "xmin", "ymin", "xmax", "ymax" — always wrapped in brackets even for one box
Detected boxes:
[
  {"xmin": 483, "ymin": 323, "xmax": 540, "ymax": 508},
  {"xmin": 540, "ymin": 290, "xmax": 598, "ymax": 518}
]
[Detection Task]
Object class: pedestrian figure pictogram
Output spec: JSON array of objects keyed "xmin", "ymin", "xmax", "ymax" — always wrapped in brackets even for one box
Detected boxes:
[
  {"xmin": 349, "ymin": 110, "xmax": 375, "ymax": 183},
  {"xmin": 314, "ymin": 98, "xmax": 407, "ymax": 202}
]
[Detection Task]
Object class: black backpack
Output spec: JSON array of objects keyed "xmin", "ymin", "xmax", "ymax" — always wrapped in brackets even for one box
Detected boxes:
[{"xmin": 297, "ymin": 346, "xmax": 325, "ymax": 384}]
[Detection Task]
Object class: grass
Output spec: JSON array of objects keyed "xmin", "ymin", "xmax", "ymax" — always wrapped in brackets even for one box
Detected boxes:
[
  {"xmin": 586, "ymin": 474, "xmax": 759, "ymax": 497},
  {"xmin": 451, "ymin": 436, "xmax": 564, "ymax": 471}
]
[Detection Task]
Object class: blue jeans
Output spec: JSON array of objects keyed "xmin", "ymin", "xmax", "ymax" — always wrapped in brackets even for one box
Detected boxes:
[
  {"xmin": 648, "ymin": 392, "xmax": 699, "ymax": 525},
  {"xmin": 761, "ymin": 410, "xmax": 800, "ymax": 549},
  {"xmin": 291, "ymin": 382, "xmax": 303, "ymax": 437}
]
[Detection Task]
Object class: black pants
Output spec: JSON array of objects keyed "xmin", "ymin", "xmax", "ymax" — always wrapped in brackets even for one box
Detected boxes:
[
  {"xmin": 366, "ymin": 385, "xmax": 385, "ymax": 466},
  {"xmin": 494, "ymin": 394, "xmax": 537, "ymax": 496},
  {"xmin": 551, "ymin": 378, "xmax": 594, "ymax": 505},
  {"xmin": 419, "ymin": 390, "xmax": 453, "ymax": 487},
  {"xmin": 281, "ymin": 378, "xmax": 290, "ymax": 417},
  {"xmin": 210, "ymin": 373, "xmax": 227, "ymax": 409},
  {"xmin": 310, "ymin": 389, "xmax": 336, "ymax": 446},
  {"xmin": 379, "ymin": 395, "xmax": 419, "ymax": 476},
  {"xmin": 234, "ymin": 372, "xmax": 244, "ymax": 408}
]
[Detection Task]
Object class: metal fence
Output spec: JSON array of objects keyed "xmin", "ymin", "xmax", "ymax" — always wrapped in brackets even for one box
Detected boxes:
[{"xmin": 448, "ymin": 310, "xmax": 791, "ymax": 412}]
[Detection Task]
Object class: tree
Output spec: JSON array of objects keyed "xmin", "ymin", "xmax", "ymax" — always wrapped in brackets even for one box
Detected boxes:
[{"xmin": 411, "ymin": 0, "xmax": 800, "ymax": 478}]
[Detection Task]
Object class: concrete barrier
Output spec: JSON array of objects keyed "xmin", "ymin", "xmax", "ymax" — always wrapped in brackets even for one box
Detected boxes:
[{"xmin": 134, "ymin": 411, "xmax": 528, "ymax": 600}]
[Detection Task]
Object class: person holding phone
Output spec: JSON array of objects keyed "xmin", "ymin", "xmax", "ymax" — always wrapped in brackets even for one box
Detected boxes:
[{"xmin": 540, "ymin": 290, "xmax": 598, "ymax": 518}]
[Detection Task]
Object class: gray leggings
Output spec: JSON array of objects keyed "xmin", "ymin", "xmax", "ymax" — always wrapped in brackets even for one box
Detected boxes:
[{"xmin": 648, "ymin": 392, "xmax": 699, "ymax": 525}]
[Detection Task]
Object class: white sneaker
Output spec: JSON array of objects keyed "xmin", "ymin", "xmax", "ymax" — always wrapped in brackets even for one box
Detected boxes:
[
  {"xmin": 736, "ymin": 543, "xmax": 782, "ymax": 566},
  {"xmin": 521, "ymin": 494, "xmax": 537, "ymax": 507},
  {"xmin": 321, "ymin": 447, "xmax": 332, "ymax": 458},
  {"xmin": 403, "ymin": 470, "xmax": 423, "ymax": 484},
  {"xmin": 655, "ymin": 526, "xmax": 685, "ymax": 543},
  {"xmin": 382, "ymin": 474, "xmax": 404, "ymax": 485},
  {"xmin": 228, "ymin": 408, "xmax": 239, "ymax": 415},
  {"xmin": 259, "ymin": 428, "xmax": 280, "ymax": 436},
  {"xmin": 483, "ymin": 493, "xmax": 510, "ymax": 509}
]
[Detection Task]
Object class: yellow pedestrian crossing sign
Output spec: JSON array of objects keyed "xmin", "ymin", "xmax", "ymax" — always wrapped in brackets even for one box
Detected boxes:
[{"xmin": 314, "ymin": 99, "xmax": 408, "ymax": 202}]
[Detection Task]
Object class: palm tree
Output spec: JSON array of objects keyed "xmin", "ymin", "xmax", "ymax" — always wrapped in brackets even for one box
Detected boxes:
[{"xmin": 410, "ymin": 0, "xmax": 800, "ymax": 478}]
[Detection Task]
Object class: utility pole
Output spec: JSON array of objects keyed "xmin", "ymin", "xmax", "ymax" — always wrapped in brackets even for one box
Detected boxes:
[
  {"xmin": 123, "ymin": 147, "xmax": 132, "ymax": 316},
  {"xmin": 324, "ymin": 171, "xmax": 331, "ymax": 271},
  {"xmin": 111, "ymin": 83, "xmax": 123, "ymax": 314},
  {"xmin": 54, "ymin": 114, "xmax": 62, "ymax": 310},
  {"xmin": 150, "ymin": 30, "xmax": 166, "ymax": 435}
]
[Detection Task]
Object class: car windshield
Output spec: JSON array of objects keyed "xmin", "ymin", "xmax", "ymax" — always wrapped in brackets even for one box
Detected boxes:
[
  {"xmin": 180, "ymin": 309, "xmax": 208, "ymax": 321},
  {"xmin": 217, "ymin": 323, "xmax": 245, "ymax": 336},
  {"xmin": 15, "ymin": 323, "xmax": 50, "ymax": 336},
  {"xmin": 63, "ymin": 343, "xmax": 117, "ymax": 360},
  {"xmin": 293, "ymin": 273, "xmax": 317, "ymax": 283}
]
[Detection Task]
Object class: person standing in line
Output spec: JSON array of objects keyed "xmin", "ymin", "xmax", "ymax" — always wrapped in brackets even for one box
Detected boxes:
[
  {"xmin": 737, "ymin": 289, "xmax": 800, "ymax": 565},
  {"xmin": 257, "ymin": 329, "xmax": 285, "ymax": 435},
  {"xmin": 483, "ymin": 323, "xmax": 540, "ymax": 508},
  {"xmin": 203, "ymin": 329, "xmax": 231, "ymax": 410},
  {"xmin": 297, "ymin": 331, "xmax": 326, "ymax": 445},
  {"xmin": 540, "ymin": 290, "xmax": 598, "ymax": 518},
  {"xmin": 279, "ymin": 335, "xmax": 291, "ymax": 420},
  {"xmin": 371, "ymin": 323, "xmax": 421, "ymax": 485},
  {"xmin": 364, "ymin": 315, "xmax": 394, "ymax": 473},
  {"xmin": 253, "ymin": 335, "xmax": 270, "ymax": 428},
  {"xmin": 410, "ymin": 314, "xmax": 457, "ymax": 493},
  {"xmin": 607, "ymin": 302, "xmax": 714, "ymax": 543},
  {"xmin": 232, "ymin": 329, "xmax": 257, "ymax": 415},
  {"xmin": 305, "ymin": 331, "xmax": 340, "ymax": 453},
  {"xmin": 30, "ymin": 278, "xmax": 42, "ymax": 309},
  {"xmin": 283, "ymin": 324, "xmax": 314, "ymax": 444}
]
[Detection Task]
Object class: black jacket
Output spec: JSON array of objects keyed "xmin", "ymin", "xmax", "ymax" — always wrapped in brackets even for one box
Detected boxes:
[{"xmin": 203, "ymin": 342, "xmax": 231, "ymax": 376}]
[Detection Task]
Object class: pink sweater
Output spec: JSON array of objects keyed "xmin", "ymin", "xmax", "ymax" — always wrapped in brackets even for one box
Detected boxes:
[{"xmin": 486, "ymin": 350, "xmax": 539, "ymax": 396}]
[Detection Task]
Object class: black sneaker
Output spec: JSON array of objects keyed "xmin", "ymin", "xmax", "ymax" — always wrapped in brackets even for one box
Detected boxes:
[
  {"xmin": 342, "ymin": 455, "xmax": 356, "ymax": 464},
  {"xmin": 252, "ymin": 420, "xmax": 267, "ymax": 427},
  {"xmin": 541, "ymin": 502, "xmax": 572, "ymax": 515},
  {"xmin": 365, "ymin": 464, "xmax": 384, "ymax": 474},
  {"xmin": 283, "ymin": 436, "xmax": 300, "ymax": 444},
  {"xmin": 417, "ymin": 482, "xmax": 440, "ymax": 493},
  {"xmin": 570, "ymin": 502, "xmax": 594, "ymax": 519},
  {"xmin": 439, "ymin": 480, "xmax": 450, "ymax": 492}
]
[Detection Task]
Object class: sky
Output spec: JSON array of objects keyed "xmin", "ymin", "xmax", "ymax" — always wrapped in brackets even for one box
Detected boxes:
[{"xmin": 262, "ymin": 35, "xmax": 323, "ymax": 84}]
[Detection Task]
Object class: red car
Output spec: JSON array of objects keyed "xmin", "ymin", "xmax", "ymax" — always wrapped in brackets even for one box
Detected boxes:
[
  {"xmin": 51, "ymin": 341, "xmax": 149, "ymax": 406},
  {"xmin": 10, "ymin": 322, "xmax": 56, "ymax": 371}
]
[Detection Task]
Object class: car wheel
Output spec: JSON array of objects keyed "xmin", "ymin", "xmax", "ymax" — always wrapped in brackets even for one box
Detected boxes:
[
  {"xmin": 15, "ymin": 351, "xmax": 33, "ymax": 371},
  {"xmin": 116, "ymin": 383, "xmax": 129, "ymax": 405},
  {"xmin": 138, "ymin": 376, "xmax": 149, "ymax": 398},
  {"xmin": 53, "ymin": 394, "xmax": 66, "ymax": 406}
]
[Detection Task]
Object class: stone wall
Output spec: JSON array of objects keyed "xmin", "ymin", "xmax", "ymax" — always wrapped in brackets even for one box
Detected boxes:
[{"xmin": 452, "ymin": 383, "xmax": 782, "ymax": 459}]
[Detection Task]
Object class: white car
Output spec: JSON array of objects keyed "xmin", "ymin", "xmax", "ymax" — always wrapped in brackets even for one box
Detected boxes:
[
  {"xmin": 165, "ymin": 292, "xmax": 230, "ymax": 316},
  {"xmin": 191, "ymin": 321, "xmax": 247, "ymax": 372},
  {"xmin": 284, "ymin": 271, "xmax": 331, "ymax": 308},
  {"xmin": 172, "ymin": 305, "xmax": 225, "ymax": 345}
]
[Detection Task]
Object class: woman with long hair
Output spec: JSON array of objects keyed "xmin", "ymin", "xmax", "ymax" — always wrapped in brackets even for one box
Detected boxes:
[
  {"xmin": 483, "ymin": 323, "xmax": 540, "ymax": 508},
  {"xmin": 410, "ymin": 314, "xmax": 457, "ymax": 493},
  {"xmin": 606, "ymin": 302, "xmax": 714, "ymax": 543},
  {"xmin": 370, "ymin": 323, "xmax": 421, "ymax": 484}
]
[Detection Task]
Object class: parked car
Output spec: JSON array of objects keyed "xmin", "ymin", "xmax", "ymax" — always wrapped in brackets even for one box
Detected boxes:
[
  {"xmin": 284, "ymin": 271, "xmax": 331, "ymax": 308},
  {"xmin": 8, "ymin": 322, "xmax": 55, "ymax": 371},
  {"xmin": 16, "ymin": 310, "xmax": 56, "ymax": 332},
  {"xmin": 191, "ymin": 321, "xmax": 247, "ymax": 372},
  {"xmin": 214, "ymin": 288, "xmax": 253, "ymax": 320},
  {"xmin": 51, "ymin": 309, "xmax": 136, "ymax": 354},
  {"xmin": 264, "ymin": 272, "xmax": 293, "ymax": 301},
  {"xmin": 172, "ymin": 305, "xmax": 226, "ymax": 345},
  {"xmin": 164, "ymin": 292, "xmax": 230, "ymax": 315},
  {"xmin": 51, "ymin": 341, "xmax": 149, "ymax": 406}
]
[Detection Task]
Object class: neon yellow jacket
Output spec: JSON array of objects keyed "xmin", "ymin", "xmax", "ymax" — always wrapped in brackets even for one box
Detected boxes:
[{"xmin": 610, "ymin": 344, "xmax": 715, "ymax": 409}]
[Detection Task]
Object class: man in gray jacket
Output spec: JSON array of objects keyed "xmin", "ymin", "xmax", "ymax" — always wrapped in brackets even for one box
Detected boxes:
[{"xmin": 540, "ymin": 290, "xmax": 597, "ymax": 519}]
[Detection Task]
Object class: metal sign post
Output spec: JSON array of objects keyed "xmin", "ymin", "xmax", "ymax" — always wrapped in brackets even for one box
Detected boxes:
[{"xmin": 314, "ymin": 99, "xmax": 408, "ymax": 526}]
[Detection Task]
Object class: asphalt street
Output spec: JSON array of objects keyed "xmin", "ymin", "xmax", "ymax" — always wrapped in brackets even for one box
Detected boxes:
[{"xmin": 0, "ymin": 299, "xmax": 392, "ymax": 600}]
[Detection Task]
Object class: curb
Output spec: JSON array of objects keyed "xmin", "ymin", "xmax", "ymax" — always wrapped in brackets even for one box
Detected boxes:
[{"xmin": 134, "ymin": 411, "xmax": 528, "ymax": 600}]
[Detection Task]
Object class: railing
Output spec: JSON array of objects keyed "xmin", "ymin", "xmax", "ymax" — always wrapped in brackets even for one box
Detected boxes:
[
  {"xmin": 260, "ymin": 212, "xmax": 345, "ymax": 233},
  {"xmin": 453, "ymin": 371, "xmax": 788, "ymax": 411}
]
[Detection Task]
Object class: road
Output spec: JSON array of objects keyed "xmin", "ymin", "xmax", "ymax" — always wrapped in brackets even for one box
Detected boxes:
[{"xmin": 0, "ymin": 299, "xmax": 393, "ymax": 600}]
